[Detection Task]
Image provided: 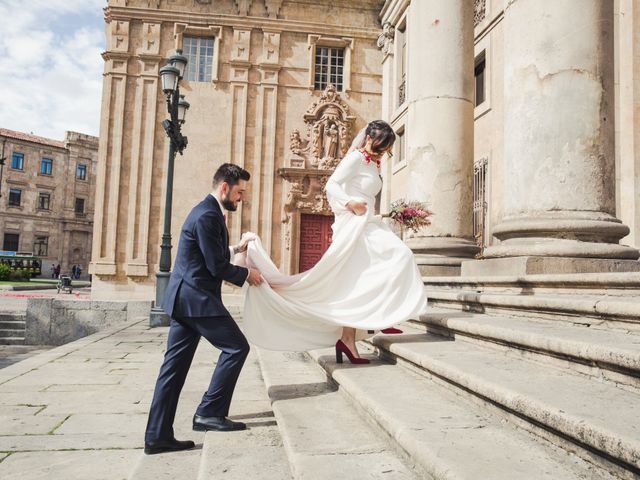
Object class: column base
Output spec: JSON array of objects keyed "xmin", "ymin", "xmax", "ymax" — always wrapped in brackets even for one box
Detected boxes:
[
  {"xmin": 150, "ymin": 271, "xmax": 171, "ymax": 328},
  {"xmin": 461, "ymin": 256, "xmax": 640, "ymax": 277},
  {"xmin": 405, "ymin": 236, "xmax": 480, "ymax": 277},
  {"xmin": 486, "ymin": 215, "xmax": 640, "ymax": 260},
  {"xmin": 149, "ymin": 306, "xmax": 170, "ymax": 327}
]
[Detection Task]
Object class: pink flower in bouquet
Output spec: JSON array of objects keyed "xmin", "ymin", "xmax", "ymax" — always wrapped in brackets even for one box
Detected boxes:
[{"xmin": 389, "ymin": 199, "xmax": 433, "ymax": 233}]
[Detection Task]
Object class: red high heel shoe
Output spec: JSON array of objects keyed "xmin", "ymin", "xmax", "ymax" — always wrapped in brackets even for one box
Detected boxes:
[
  {"xmin": 335, "ymin": 340, "xmax": 370, "ymax": 364},
  {"xmin": 381, "ymin": 327, "xmax": 403, "ymax": 334}
]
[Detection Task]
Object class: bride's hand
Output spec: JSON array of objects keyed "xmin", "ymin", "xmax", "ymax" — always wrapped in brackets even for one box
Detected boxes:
[
  {"xmin": 236, "ymin": 232, "xmax": 257, "ymax": 253},
  {"xmin": 346, "ymin": 201, "xmax": 367, "ymax": 216}
]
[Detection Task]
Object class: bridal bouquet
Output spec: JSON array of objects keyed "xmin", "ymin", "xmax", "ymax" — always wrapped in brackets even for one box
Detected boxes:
[{"xmin": 388, "ymin": 199, "xmax": 433, "ymax": 233}]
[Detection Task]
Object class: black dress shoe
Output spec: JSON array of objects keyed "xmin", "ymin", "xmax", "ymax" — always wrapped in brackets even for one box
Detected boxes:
[
  {"xmin": 193, "ymin": 414, "xmax": 247, "ymax": 432},
  {"xmin": 144, "ymin": 438, "xmax": 195, "ymax": 455}
]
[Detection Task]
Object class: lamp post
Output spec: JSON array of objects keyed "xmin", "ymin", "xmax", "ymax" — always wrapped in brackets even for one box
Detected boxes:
[{"xmin": 149, "ymin": 50, "xmax": 190, "ymax": 327}]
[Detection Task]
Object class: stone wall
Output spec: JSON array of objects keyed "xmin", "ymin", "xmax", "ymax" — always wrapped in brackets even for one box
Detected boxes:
[{"xmin": 25, "ymin": 298, "xmax": 152, "ymax": 346}]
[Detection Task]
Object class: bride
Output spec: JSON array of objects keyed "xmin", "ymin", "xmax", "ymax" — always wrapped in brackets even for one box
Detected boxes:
[{"xmin": 240, "ymin": 120, "xmax": 427, "ymax": 363}]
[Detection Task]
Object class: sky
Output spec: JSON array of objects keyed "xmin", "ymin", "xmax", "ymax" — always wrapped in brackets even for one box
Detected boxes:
[{"xmin": 0, "ymin": 0, "xmax": 107, "ymax": 140}]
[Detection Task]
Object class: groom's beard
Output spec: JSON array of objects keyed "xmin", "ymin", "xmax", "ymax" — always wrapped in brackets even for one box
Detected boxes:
[{"xmin": 221, "ymin": 194, "xmax": 238, "ymax": 212}]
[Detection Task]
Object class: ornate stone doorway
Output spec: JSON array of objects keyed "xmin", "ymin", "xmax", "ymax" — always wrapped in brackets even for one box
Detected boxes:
[
  {"xmin": 278, "ymin": 84, "xmax": 355, "ymax": 274},
  {"xmin": 299, "ymin": 214, "xmax": 334, "ymax": 272}
]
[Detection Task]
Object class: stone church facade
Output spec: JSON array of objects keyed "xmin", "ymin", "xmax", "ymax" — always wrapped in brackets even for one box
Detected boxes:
[
  {"xmin": 90, "ymin": 0, "xmax": 384, "ymax": 299},
  {"xmin": 92, "ymin": 0, "xmax": 640, "ymax": 300},
  {"xmin": 378, "ymin": 0, "xmax": 640, "ymax": 276}
]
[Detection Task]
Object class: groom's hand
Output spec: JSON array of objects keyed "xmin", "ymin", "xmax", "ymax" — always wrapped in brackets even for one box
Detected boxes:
[{"xmin": 247, "ymin": 268, "xmax": 263, "ymax": 286}]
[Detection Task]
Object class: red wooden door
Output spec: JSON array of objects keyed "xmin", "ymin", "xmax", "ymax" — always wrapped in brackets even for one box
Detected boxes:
[{"xmin": 299, "ymin": 214, "xmax": 334, "ymax": 272}]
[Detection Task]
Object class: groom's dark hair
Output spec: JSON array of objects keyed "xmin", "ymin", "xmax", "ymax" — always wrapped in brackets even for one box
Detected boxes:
[{"xmin": 213, "ymin": 163, "xmax": 250, "ymax": 188}]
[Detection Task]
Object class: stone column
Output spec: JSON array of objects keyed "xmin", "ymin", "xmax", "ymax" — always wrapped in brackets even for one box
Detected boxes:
[
  {"xmin": 404, "ymin": 0, "xmax": 478, "ymax": 275},
  {"xmin": 378, "ymin": 22, "xmax": 395, "ymax": 214},
  {"xmin": 251, "ymin": 29, "xmax": 281, "ymax": 255},
  {"xmin": 228, "ymin": 28, "xmax": 251, "ymax": 247},
  {"xmin": 89, "ymin": 20, "xmax": 130, "ymax": 278},
  {"xmin": 480, "ymin": 0, "xmax": 640, "ymax": 273}
]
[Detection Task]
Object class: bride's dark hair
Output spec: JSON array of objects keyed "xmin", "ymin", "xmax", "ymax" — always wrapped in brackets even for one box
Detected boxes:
[{"xmin": 366, "ymin": 120, "xmax": 396, "ymax": 153}]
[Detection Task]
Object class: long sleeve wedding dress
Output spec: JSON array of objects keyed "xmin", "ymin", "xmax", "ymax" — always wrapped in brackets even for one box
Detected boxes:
[{"xmin": 240, "ymin": 149, "xmax": 427, "ymax": 351}]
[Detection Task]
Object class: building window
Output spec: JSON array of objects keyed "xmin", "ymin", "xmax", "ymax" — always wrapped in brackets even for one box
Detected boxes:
[
  {"xmin": 8, "ymin": 188, "xmax": 22, "ymax": 206},
  {"xmin": 76, "ymin": 164, "xmax": 87, "ymax": 180},
  {"xmin": 40, "ymin": 158, "xmax": 53, "ymax": 175},
  {"xmin": 314, "ymin": 46, "xmax": 345, "ymax": 91},
  {"xmin": 75, "ymin": 197, "xmax": 85, "ymax": 215},
  {"xmin": 475, "ymin": 51, "xmax": 486, "ymax": 107},
  {"xmin": 11, "ymin": 152, "xmax": 24, "ymax": 170},
  {"xmin": 38, "ymin": 192, "xmax": 51, "ymax": 210},
  {"xmin": 184, "ymin": 36, "xmax": 214, "ymax": 82},
  {"xmin": 3, "ymin": 233, "xmax": 19, "ymax": 251},
  {"xmin": 34, "ymin": 236, "xmax": 48, "ymax": 256},
  {"xmin": 473, "ymin": 157, "xmax": 488, "ymax": 249}
]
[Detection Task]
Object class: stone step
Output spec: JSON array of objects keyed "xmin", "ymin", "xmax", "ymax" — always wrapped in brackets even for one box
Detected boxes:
[
  {"xmin": 127, "ymin": 449, "xmax": 202, "ymax": 480},
  {"xmin": 257, "ymin": 348, "xmax": 422, "ymax": 480},
  {"xmin": 412, "ymin": 308, "xmax": 640, "ymax": 387},
  {"xmin": 0, "ymin": 336, "xmax": 25, "ymax": 345},
  {"xmin": 368, "ymin": 324, "xmax": 640, "ymax": 476},
  {"xmin": 196, "ymin": 354, "xmax": 292, "ymax": 480},
  {"xmin": 0, "ymin": 313, "xmax": 26, "ymax": 322},
  {"xmin": 0, "ymin": 329, "xmax": 26, "ymax": 338},
  {"xmin": 307, "ymin": 345, "xmax": 618, "ymax": 480},
  {"xmin": 0, "ymin": 320, "xmax": 26, "ymax": 330},
  {"xmin": 425, "ymin": 289, "xmax": 640, "ymax": 328}
]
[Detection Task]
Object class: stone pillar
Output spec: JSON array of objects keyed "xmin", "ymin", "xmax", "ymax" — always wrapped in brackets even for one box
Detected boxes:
[
  {"xmin": 228, "ymin": 28, "xmax": 251, "ymax": 247},
  {"xmin": 90, "ymin": 20, "xmax": 130, "ymax": 277},
  {"xmin": 480, "ymin": 0, "xmax": 640, "ymax": 273},
  {"xmin": 378, "ymin": 22, "xmax": 395, "ymax": 214},
  {"xmin": 404, "ymin": 0, "xmax": 478, "ymax": 275},
  {"xmin": 125, "ymin": 22, "xmax": 161, "ymax": 279},
  {"xmin": 251, "ymin": 29, "xmax": 281, "ymax": 255}
]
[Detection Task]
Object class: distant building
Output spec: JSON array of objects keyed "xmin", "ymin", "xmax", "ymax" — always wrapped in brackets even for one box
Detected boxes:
[{"xmin": 0, "ymin": 128, "xmax": 99, "ymax": 277}]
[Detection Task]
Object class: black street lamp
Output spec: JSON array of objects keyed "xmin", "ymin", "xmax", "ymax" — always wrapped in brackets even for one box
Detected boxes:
[{"xmin": 149, "ymin": 50, "xmax": 190, "ymax": 327}]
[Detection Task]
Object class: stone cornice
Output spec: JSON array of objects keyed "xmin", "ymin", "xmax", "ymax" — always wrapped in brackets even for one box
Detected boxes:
[
  {"xmin": 105, "ymin": 7, "xmax": 381, "ymax": 39},
  {"xmin": 379, "ymin": 0, "xmax": 410, "ymax": 26}
]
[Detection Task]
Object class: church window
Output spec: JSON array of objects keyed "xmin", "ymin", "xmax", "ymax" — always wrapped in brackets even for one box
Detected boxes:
[
  {"xmin": 314, "ymin": 46, "xmax": 345, "ymax": 91},
  {"xmin": 184, "ymin": 36, "xmax": 215, "ymax": 82}
]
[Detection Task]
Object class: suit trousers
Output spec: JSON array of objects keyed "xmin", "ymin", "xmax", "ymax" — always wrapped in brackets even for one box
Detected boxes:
[{"xmin": 144, "ymin": 315, "xmax": 250, "ymax": 443}]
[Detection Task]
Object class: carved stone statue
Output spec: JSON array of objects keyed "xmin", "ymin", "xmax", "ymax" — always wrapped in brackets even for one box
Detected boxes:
[{"xmin": 324, "ymin": 123, "xmax": 339, "ymax": 160}]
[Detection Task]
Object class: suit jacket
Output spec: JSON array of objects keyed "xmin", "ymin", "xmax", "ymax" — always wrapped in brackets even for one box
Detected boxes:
[{"xmin": 162, "ymin": 194, "xmax": 248, "ymax": 318}]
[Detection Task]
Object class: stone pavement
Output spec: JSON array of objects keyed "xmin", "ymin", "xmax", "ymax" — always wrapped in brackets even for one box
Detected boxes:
[
  {"xmin": 0, "ymin": 300, "xmax": 422, "ymax": 479},
  {"xmin": 0, "ymin": 318, "xmax": 288, "ymax": 480}
]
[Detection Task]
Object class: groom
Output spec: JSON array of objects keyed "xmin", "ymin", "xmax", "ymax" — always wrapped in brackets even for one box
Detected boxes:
[{"xmin": 144, "ymin": 163, "xmax": 263, "ymax": 455}]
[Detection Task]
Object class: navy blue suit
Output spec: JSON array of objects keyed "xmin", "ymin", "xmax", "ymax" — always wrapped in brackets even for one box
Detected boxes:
[{"xmin": 145, "ymin": 195, "xmax": 250, "ymax": 443}]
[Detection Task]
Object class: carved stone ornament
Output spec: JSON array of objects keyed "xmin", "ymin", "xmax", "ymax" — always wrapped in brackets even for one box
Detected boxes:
[
  {"xmin": 278, "ymin": 84, "xmax": 357, "ymax": 244},
  {"xmin": 474, "ymin": 0, "xmax": 486, "ymax": 27},
  {"xmin": 234, "ymin": 0, "xmax": 253, "ymax": 15},
  {"xmin": 376, "ymin": 22, "xmax": 395, "ymax": 56},
  {"xmin": 286, "ymin": 84, "xmax": 355, "ymax": 170}
]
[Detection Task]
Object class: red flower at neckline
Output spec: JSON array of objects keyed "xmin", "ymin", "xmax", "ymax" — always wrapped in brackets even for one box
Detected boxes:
[{"xmin": 359, "ymin": 148, "xmax": 380, "ymax": 168}]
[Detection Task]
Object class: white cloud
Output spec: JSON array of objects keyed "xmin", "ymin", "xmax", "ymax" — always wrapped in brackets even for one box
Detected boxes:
[{"xmin": 0, "ymin": 0, "xmax": 106, "ymax": 140}]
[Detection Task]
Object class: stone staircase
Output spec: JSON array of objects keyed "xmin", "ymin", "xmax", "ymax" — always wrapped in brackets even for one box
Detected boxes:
[
  {"xmin": 116, "ymin": 280, "xmax": 640, "ymax": 478},
  {"xmin": 297, "ymin": 273, "xmax": 640, "ymax": 479},
  {"xmin": 0, "ymin": 312, "xmax": 26, "ymax": 345}
]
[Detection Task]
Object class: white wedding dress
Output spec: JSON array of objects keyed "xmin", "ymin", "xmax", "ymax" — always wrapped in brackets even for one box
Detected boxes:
[{"xmin": 240, "ymin": 149, "xmax": 427, "ymax": 351}]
